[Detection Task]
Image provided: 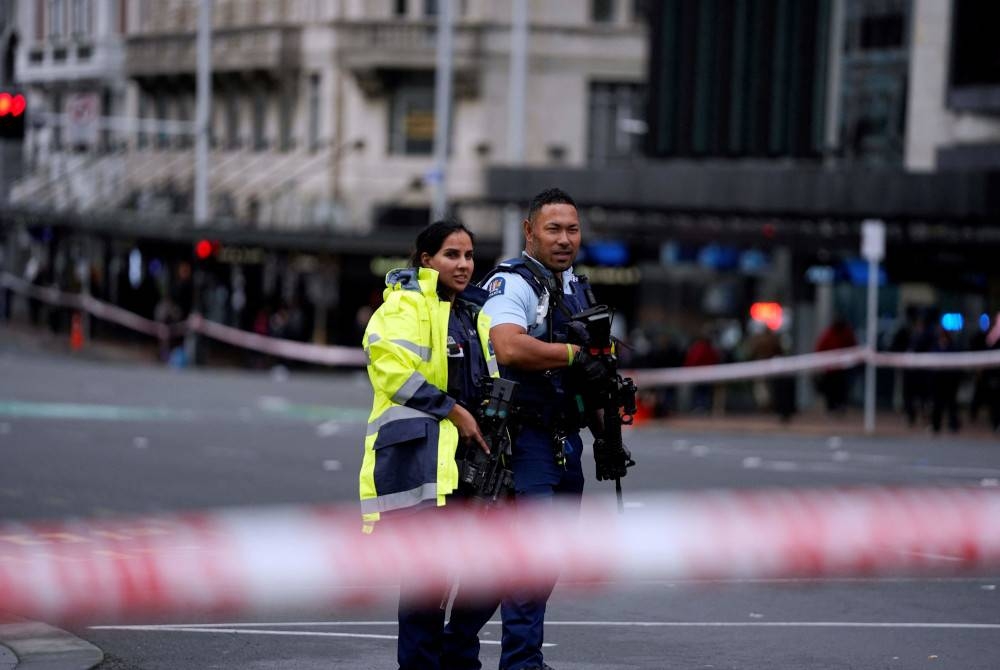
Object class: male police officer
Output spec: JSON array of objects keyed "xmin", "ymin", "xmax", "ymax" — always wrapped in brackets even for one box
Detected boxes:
[{"xmin": 479, "ymin": 187, "xmax": 611, "ymax": 670}]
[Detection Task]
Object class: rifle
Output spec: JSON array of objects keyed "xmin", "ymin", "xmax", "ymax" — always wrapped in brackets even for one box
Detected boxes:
[
  {"xmin": 567, "ymin": 305, "xmax": 637, "ymax": 513},
  {"xmin": 455, "ymin": 377, "xmax": 517, "ymax": 506},
  {"xmin": 443, "ymin": 377, "xmax": 517, "ymax": 611}
]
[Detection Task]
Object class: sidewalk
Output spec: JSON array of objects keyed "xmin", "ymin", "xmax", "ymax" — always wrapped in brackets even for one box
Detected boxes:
[
  {"xmin": 0, "ymin": 321, "xmax": 158, "ymax": 366},
  {"xmin": 0, "ymin": 616, "xmax": 102, "ymax": 670},
  {"xmin": 646, "ymin": 407, "xmax": 1000, "ymax": 440}
]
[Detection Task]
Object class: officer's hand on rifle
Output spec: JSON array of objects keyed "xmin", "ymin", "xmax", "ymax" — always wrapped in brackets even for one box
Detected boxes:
[
  {"xmin": 447, "ymin": 403, "xmax": 490, "ymax": 454},
  {"xmin": 565, "ymin": 320, "xmax": 592, "ymax": 346},
  {"xmin": 572, "ymin": 347, "xmax": 614, "ymax": 382},
  {"xmin": 593, "ymin": 438, "xmax": 636, "ymax": 481}
]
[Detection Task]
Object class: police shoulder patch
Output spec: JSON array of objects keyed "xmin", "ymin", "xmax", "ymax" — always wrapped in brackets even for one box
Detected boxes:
[{"xmin": 486, "ymin": 276, "xmax": 506, "ymax": 298}]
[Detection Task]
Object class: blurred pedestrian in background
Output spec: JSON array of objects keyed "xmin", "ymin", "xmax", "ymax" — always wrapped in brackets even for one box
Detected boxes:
[
  {"xmin": 814, "ymin": 315, "xmax": 857, "ymax": 413},
  {"xmin": 929, "ymin": 324, "xmax": 962, "ymax": 434},
  {"xmin": 359, "ymin": 220, "xmax": 498, "ymax": 670},
  {"xmin": 683, "ymin": 328, "xmax": 721, "ymax": 412},
  {"xmin": 890, "ymin": 305, "xmax": 930, "ymax": 426},
  {"xmin": 983, "ymin": 312, "xmax": 1000, "ymax": 433},
  {"xmin": 744, "ymin": 321, "xmax": 796, "ymax": 422}
]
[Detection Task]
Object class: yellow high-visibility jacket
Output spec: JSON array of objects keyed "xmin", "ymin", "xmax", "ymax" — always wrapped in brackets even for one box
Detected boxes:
[{"xmin": 359, "ymin": 267, "xmax": 497, "ymax": 529}]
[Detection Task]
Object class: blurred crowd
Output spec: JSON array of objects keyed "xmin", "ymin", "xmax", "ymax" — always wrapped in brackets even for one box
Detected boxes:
[{"xmin": 618, "ymin": 306, "xmax": 1000, "ymax": 433}]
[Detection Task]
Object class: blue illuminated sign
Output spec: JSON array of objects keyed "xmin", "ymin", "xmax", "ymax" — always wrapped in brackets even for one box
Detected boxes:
[{"xmin": 940, "ymin": 313, "xmax": 964, "ymax": 332}]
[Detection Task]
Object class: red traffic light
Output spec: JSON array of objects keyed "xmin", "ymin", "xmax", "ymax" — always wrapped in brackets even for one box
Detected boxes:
[
  {"xmin": 750, "ymin": 302, "xmax": 783, "ymax": 331},
  {"xmin": 194, "ymin": 239, "xmax": 219, "ymax": 260},
  {"xmin": 0, "ymin": 93, "xmax": 26, "ymax": 117}
]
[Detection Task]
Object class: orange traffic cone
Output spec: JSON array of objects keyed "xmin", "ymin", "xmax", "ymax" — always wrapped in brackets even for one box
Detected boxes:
[
  {"xmin": 628, "ymin": 394, "xmax": 653, "ymax": 427},
  {"xmin": 70, "ymin": 312, "xmax": 84, "ymax": 351}
]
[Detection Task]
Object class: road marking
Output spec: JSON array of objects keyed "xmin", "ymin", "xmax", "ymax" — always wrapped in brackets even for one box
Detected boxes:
[
  {"xmin": 89, "ymin": 624, "xmax": 554, "ymax": 646},
  {"xmin": 536, "ymin": 621, "xmax": 1000, "ymax": 629},
  {"xmin": 261, "ymin": 402, "xmax": 369, "ymax": 422},
  {"xmin": 90, "ymin": 620, "xmax": 1000, "ymax": 633},
  {"xmin": 92, "ymin": 626, "xmax": 400, "ymax": 641},
  {"xmin": 316, "ymin": 420, "xmax": 343, "ymax": 437},
  {"xmin": 0, "ymin": 400, "xmax": 177, "ymax": 421}
]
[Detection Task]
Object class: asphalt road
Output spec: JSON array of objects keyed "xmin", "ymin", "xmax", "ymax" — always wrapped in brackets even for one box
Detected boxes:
[{"xmin": 2, "ymin": 335, "xmax": 999, "ymax": 669}]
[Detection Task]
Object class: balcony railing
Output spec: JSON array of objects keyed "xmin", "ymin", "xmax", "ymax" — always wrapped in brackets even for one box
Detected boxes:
[
  {"xmin": 336, "ymin": 20, "xmax": 483, "ymax": 96},
  {"xmin": 126, "ymin": 26, "xmax": 302, "ymax": 76}
]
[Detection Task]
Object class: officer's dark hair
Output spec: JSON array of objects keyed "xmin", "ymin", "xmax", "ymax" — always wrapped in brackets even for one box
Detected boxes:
[
  {"xmin": 527, "ymin": 187, "xmax": 577, "ymax": 224},
  {"xmin": 410, "ymin": 219, "xmax": 475, "ymax": 267}
]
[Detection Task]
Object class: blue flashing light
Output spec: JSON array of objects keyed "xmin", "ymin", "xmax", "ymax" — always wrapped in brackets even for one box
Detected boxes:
[
  {"xmin": 583, "ymin": 241, "xmax": 629, "ymax": 266},
  {"xmin": 842, "ymin": 259, "xmax": 887, "ymax": 286},
  {"xmin": 941, "ymin": 313, "xmax": 964, "ymax": 332},
  {"xmin": 980, "ymin": 313, "xmax": 991, "ymax": 332}
]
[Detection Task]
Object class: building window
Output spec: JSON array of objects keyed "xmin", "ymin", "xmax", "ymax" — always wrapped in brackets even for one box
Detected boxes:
[
  {"xmin": 950, "ymin": 0, "xmax": 1000, "ymax": 89},
  {"xmin": 70, "ymin": 0, "xmax": 91, "ymax": 38},
  {"xmin": 631, "ymin": 0, "xmax": 645, "ymax": 23},
  {"xmin": 278, "ymin": 81, "xmax": 295, "ymax": 152},
  {"xmin": 225, "ymin": 90, "xmax": 240, "ymax": 149},
  {"xmin": 592, "ymin": 0, "xmax": 614, "ymax": 23},
  {"xmin": 389, "ymin": 75, "xmax": 436, "ymax": 155},
  {"xmin": 839, "ymin": 0, "xmax": 910, "ymax": 164},
  {"xmin": 176, "ymin": 94, "xmax": 193, "ymax": 149},
  {"xmin": 51, "ymin": 90, "xmax": 63, "ymax": 149},
  {"xmin": 252, "ymin": 88, "xmax": 267, "ymax": 151},
  {"xmin": 646, "ymin": 0, "xmax": 831, "ymax": 159},
  {"xmin": 307, "ymin": 73, "xmax": 321, "ymax": 152},
  {"xmin": 35, "ymin": 0, "xmax": 46, "ymax": 40},
  {"xmin": 394, "ymin": 0, "xmax": 408, "ymax": 17},
  {"xmin": 154, "ymin": 92, "xmax": 169, "ymax": 149},
  {"xmin": 588, "ymin": 82, "xmax": 645, "ymax": 164},
  {"xmin": 424, "ymin": 0, "xmax": 438, "ymax": 18},
  {"xmin": 137, "ymin": 90, "xmax": 149, "ymax": 149},
  {"xmin": 48, "ymin": 0, "xmax": 65, "ymax": 39}
]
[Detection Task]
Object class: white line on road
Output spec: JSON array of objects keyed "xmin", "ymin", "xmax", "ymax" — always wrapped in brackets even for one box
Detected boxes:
[
  {"xmin": 89, "ymin": 624, "xmax": 554, "ymax": 646},
  {"xmin": 92, "ymin": 620, "xmax": 1000, "ymax": 632}
]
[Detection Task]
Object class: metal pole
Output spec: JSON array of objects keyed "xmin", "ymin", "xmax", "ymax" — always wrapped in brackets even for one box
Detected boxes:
[
  {"xmin": 431, "ymin": 0, "xmax": 454, "ymax": 222},
  {"xmin": 501, "ymin": 0, "xmax": 528, "ymax": 259},
  {"xmin": 194, "ymin": 0, "xmax": 213, "ymax": 226},
  {"xmin": 824, "ymin": 0, "xmax": 844, "ymax": 161},
  {"xmin": 863, "ymin": 256, "xmax": 878, "ymax": 434}
]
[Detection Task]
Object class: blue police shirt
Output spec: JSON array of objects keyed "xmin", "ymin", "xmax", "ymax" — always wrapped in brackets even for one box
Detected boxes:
[{"xmin": 482, "ymin": 254, "xmax": 581, "ymax": 338}]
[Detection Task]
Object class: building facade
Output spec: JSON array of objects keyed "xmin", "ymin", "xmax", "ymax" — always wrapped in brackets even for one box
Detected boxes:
[
  {"xmin": 3, "ymin": 0, "xmax": 649, "ymax": 349},
  {"xmin": 4, "ymin": 0, "xmax": 1000, "ymax": 379},
  {"xmin": 13, "ymin": 0, "xmax": 647, "ymax": 232}
]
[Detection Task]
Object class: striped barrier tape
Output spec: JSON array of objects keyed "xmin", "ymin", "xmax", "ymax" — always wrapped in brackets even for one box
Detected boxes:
[
  {"xmin": 1, "ymin": 272, "xmax": 364, "ymax": 366},
  {"xmin": 6, "ymin": 271, "xmax": 1000, "ymax": 379},
  {"xmin": 188, "ymin": 315, "xmax": 366, "ymax": 367},
  {"xmin": 1, "ymin": 487, "xmax": 999, "ymax": 624},
  {"xmin": 629, "ymin": 347, "xmax": 868, "ymax": 387}
]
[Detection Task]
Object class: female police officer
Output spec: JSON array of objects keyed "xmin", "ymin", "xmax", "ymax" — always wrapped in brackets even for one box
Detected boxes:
[{"xmin": 359, "ymin": 220, "xmax": 499, "ymax": 670}]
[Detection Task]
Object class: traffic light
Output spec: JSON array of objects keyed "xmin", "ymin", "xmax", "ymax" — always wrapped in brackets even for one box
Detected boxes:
[
  {"xmin": 750, "ymin": 302, "xmax": 783, "ymax": 331},
  {"xmin": 0, "ymin": 91, "xmax": 26, "ymax": 140},
  {"xmin": 194, "ymin": 239, "xmax": 219, "ymax": 260}
]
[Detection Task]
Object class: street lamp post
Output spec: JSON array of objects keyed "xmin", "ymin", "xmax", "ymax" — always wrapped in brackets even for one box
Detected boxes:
[
  {"xmin": 861, "ymin": 219, "xmax": 885, "ymax": 434},
  {"xmin": 194, "ymin": 0, "xmax": 213, "ymax": 226},
  {"xmin": 430, "ymin": 0, "xmax": 454, "ymax": 222}
]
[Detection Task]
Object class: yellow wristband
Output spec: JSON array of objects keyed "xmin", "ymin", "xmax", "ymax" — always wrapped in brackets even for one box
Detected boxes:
[{"xmin": 567, "ymin": 343, "xmax": 575, "ymax": 365}]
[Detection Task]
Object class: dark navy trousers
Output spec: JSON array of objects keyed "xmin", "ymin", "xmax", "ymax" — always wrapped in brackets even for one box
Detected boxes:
[
  {"xmin": 499, "ymin": 425, "xmax": 585, "ymax": 670},
  {"xmin": 396, "ymin": 505, "xmax": 499, "ymax": 670}
]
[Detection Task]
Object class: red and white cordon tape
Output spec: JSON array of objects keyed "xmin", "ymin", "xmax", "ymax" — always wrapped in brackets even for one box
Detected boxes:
[
  {"xmin": 2, "ymin": 487, "xmax": 1000, "ymax": 624},
  {"xmin": 7, "ymin": 271, "xmax": 1000, "ymax": 377},
  {"xmin": 0, "ymin": 272, "xmax": 364, "ymax": 366}
]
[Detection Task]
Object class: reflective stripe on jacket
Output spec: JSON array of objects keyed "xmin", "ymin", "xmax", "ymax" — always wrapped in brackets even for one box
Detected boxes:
[{"xmin": 359, "ymin": 267, "xmax": 496, "ymax": 529}]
